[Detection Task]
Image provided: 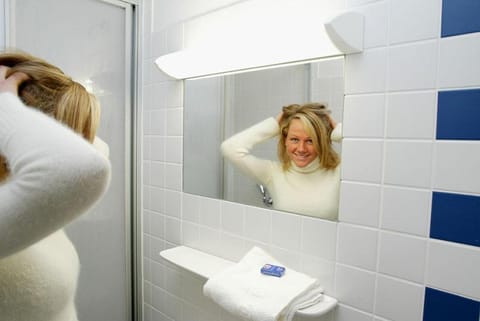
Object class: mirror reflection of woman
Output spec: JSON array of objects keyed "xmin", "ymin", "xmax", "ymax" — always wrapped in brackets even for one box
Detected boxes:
[{"xmin": 221, "ymin": 103, "xmax": 341, "ymax": 220}]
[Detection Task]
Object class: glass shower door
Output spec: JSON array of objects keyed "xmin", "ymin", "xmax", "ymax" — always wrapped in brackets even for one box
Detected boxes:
[{"xmin": 7, "ymin": 0, "xmax": 136, "ymax": 320}]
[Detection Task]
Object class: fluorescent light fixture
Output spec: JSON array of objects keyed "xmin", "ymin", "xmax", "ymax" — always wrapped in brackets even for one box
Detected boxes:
[{"xmin": 155, "ymin": 11, "xmax": 364, "ymax": 80}]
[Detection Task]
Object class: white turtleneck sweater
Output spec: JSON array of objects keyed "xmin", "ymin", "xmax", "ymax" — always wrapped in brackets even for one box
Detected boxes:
[
  {"xmin": 0, "ymin": 93, "xmax": 111, "ymax": 321},
  {"xmin": 221, "ymin": 117, "xmax": 341, "ymax": 220}
]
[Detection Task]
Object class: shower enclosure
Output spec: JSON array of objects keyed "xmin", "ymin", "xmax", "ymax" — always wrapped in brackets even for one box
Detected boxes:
[{"xmin": 4, "ymin": 0, "xmax": 141, "ymax": 320}]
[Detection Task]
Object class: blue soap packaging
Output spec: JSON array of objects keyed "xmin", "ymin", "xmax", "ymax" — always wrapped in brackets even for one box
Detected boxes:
[{"xmin": 261, "ymin": 264, "xmax": 286, "ymax": 277}]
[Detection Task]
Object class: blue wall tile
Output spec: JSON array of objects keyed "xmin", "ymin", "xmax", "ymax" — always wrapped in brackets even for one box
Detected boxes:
[
  {"xmin": 431, "ymin": 192, "xmax": 480, "ymax": 247},
  {"xmin": 442, "ymin": 0, "xmax": 480, "ymax": 37},
  {"xmin": 424, "ymin": 288, "xmax": 480, "ymax": 321},
  {"xmin": 437, "ymin": 89, "xmax": 480, "ymax": 140}
]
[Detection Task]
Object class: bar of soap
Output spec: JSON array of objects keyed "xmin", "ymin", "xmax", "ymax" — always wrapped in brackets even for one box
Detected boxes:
[{"xmin": 260, "ymin": 264, "xmax": 285, "ymax": 277}]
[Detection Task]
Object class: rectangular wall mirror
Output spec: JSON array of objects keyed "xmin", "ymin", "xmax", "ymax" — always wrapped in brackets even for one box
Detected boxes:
[{"xmin": 184, "ymin": 56, "xmax": 344, "ymax": 220}]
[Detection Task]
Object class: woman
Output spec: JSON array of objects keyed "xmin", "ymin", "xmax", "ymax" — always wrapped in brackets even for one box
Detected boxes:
[
  {"xmin": 0, "ymin": 51, "xmax": 111, "ymax": 321},
  {"xmin": 221, "ymin": 103, "xmax": 341, "ymax": 220}
]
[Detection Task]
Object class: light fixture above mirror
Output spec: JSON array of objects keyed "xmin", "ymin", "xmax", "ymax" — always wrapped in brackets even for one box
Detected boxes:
[{"xmin": 155, "ymin": 9, "xmax": 364, "ymax": 80}]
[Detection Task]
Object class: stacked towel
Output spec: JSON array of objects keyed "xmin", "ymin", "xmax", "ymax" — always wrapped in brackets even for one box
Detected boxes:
[{"xmin": 203, "ymin": 247, "xmax": 324, "ymax": 321}]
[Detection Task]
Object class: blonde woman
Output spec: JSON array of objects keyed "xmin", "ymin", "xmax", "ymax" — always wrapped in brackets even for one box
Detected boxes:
[
  {"xmin": 0, "ymin": 51, "xmax": 111, "ymax": 321},
  {"xmin": 221, "ymin": 103, "xmax": 341, "ymax": 220}
]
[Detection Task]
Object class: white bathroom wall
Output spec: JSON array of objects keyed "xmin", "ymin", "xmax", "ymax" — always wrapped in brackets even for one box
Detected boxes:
[{"xmin": 142, "ymin": 0, "xmax": 480, "ymax": 321}]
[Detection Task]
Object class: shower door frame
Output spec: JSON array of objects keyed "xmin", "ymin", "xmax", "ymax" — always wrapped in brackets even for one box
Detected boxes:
[{"xmin": 3, "ymin": 0, "xmax": 143, "ymax": 320}]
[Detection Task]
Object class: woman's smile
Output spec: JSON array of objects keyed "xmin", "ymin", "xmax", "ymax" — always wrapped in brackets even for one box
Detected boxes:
[{"xmin": 285, "ymin": 119, "xmax": 318, "ymax": 168}]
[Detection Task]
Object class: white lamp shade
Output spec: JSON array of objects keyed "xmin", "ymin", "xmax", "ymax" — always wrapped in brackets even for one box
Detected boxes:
[{"xmin": 155, "ymin": 11, "xmax": 364, "ymax": 79}]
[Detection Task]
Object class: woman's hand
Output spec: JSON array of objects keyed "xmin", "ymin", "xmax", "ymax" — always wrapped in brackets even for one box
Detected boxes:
[
  {"xmin": 276, "ymin": 112, "xmax": 284, "ymax": 125},
  {"xmin": 327, "ymin": 113, "xmax": 337, "ymax": 129},
  {"xmin": 0, "ymin": 66, "xmax": 29, "ymax": 96}
]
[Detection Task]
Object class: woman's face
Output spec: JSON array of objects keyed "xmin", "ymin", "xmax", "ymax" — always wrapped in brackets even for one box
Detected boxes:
[{"xmin": 285, "ymin": 119, "xmax": 318, "ymax": 168}]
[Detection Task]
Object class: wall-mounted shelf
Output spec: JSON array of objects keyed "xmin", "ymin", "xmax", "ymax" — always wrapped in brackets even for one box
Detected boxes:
[{"xmin": 160, "ymin": 246, "xmax": 338, "ymax": 318}]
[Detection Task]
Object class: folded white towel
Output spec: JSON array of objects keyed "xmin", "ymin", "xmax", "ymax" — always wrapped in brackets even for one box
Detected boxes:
[{"xmin": 203, "ymin": 247, "xmax": 324, "ymax": 321}]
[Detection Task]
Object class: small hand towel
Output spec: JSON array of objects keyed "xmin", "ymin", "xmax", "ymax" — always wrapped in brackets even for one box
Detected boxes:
[{"xmin": 203, "ymin": 246, "xmax": 324, "ymax": 321}]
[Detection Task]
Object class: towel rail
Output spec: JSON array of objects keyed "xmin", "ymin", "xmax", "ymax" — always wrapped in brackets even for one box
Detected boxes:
[{"xmin": 159, "ymin": 246, "xmax": 338, "ymax": 318}]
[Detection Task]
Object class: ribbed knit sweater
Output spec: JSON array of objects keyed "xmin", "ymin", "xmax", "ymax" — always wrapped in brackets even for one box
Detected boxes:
[
  {"xmin": 0, "ymin": 93, "xmax": 111, "ymax": 321},
  {"xmin": 221, "ymin": 117, "xmax": 341, "ymax": 220}
]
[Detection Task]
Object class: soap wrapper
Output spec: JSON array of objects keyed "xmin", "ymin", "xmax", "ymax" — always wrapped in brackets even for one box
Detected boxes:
[{"xmin": 261, "ymin": 264, "xmax": 285, "ymax": 277}]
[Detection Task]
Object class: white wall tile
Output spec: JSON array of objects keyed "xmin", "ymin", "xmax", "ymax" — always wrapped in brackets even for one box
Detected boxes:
[
  {"xmin": 301, "ymin": 217, "xmax": 337, "ymax": 261},
  {"xmin": 244, "ymin": 206, "xmax": 272, "ymax": 244},
  {"xmin": 166, "ymin": 108, "xmax": 183, "ymax": 136},
  {"xmin": 151, "ymin": 285, "xmax": 165, "ymax": 312},
  {"xmin": 381, "ymin": 186, "xmax": 431, "ymax": 236},
  {"xmin": 218, "ymin": 232, "xmax": 247, "ymax": 262},
  {"xmin": 271, "ymin": 212, "xmax": 302, "ymax": 251},
  {"xmin": 150, "ymin": 109, "xmax": 166, "ymax": 135},
  {"xmin": 165, "ymin": 82, "xmax": 183, "ymax": 108},
  {"xmin": 150, "ymin": 236, "xmax": 165, "ymax": 263},
  {"xmin": 143, "ymin": 166, "xmax": 151, "ymax": 197},
  {"xmin": 438, "ymin": 33, "xmax": 480, "ymax": 89},
  {"xmin": 355, "ymin": 2, "xmax": 388, "ymax": 49},
  {"xmin": 433, "ymin": 141, "xmax": 480, "ymax": 194},
  {"xmin": 341, "ymin": 139, "xmax": 384, "ymax": 183},
  {"xmin": 143, "ymin": 109, "xmax": 152, "ymax": 135},
  {"xmin": 150, "ymin": 187, "xmax": 165, "ymax": 214},
  {"xmin": 336, "ymin": 264, "xmax": 376, "ymax": 312},
  {"xmin": 150, "ymin": 136, "xmax": 165, "ymax": 161},
  {"xmin": 142, "ymin": 0, "xmax": 153, "ymax": 35},
  {"xmin": 165, "ymin": 24, "xmax": 183, "ymax": 53},
  {"xmin": 165, "ymin": 217, "xmax": 182, "ymax": 245},
  {"xmin": 182, "ymin": 193, "xmax": 200, "ymax": 223},
  {"xmin": 150, "ymin": 212, "xmax": 166, "ymax": 239},
  {"xmin": 144, "ymin": 187, "xmax": 152, "ymax": 213},
  {"xmin": 165, "ymin": 137, "xmax": 182, "ymax": 163},
  {"xmin": 301, "ymin": 256, "xmax": 336, "ymax": 295},
  {"xmin": 182, "ymin": 221, "xmax": 200, "ymax": 248},
  {"xmin": 153, "ymin": 0, "xmax": 240, "ymax": 32},
  {"xmin": 346, "ymin": 0, "xmax": 380, "ymax": 8},
  {"xmin": 221, "ymin": 201, "xmax": 245, "ymax": 236},
  {"xmin": 387, "ymin": 41, "xmax": 438, "ymax": 91},
  {"xmin": 375, "ymin": 275, "xmax": 424, "ymax": 321},
  {"xmin": 164, "ymin": 266, "xmax": 182, "ymax": 297},
  {"xmin": 388, "ymin": 0, "xmax": 441, "ymax": 44},
  {"xmin": 384, "ymin": 141, "xmax": 433, "ymax": 188},
  {"xmin": 197, "ymin": 225, "xmax": 222, "ymax": 255},
  {"xmin": 337, "ymin": 224, "xmax": 378, "ymax": 271},
  {"xmin": 165, "ymin": 190, "xmax": 181, "ymax": 218},
  {"xmin": 386, "ymin": 91, "xmax": 436, "ymax": 139},
  {"xmin": 143, "ymin": 210, "xmax": 152, "ymax": 235},
  {"xmin": 143, "ymin": 84, "xmax": 154, "ymax": 111},
  {"xmin": 378, "ymin": 231, "xmax": 427, "ymax": 283},
  {"xmin": 335, "ymin": 304, "xmax": 373, "ymax": 321},
  {"xmin": 199, "ymin": 197, "xmax": 222, "ymax": 229},
  {"xmin": 427, "ymin": 240, "xmax": 480, "ymax": 300},
  {"xmin": 339, "ymin": 182, "xmax": 381, "ymax": 227},
  {"xmin": 165, "ymin": 164, "xmax": 182, "ymax": 191},
  {"xmin": 143, "ymin": 239, "xmax": 151, "ymax": 266},
  {"xmin": 151, "ymin": 260, "xmax": 165, "ymax": 289},
  {"xmin": 150, "ymin": 162, "xmax": 165, "ymax": 187},
  {"xmin": 151, "ymin": 31, "xmax": 167, "ymax": 57},
  {"xmin": 269, "ymin": 247, "xmax": 302, "ymax": 271},
  {"xmin": 164, "ymin": 292, "xmax": 182, "ymax": 321},
  {"xmin": 343, "ymin": 94, "xmax": 385, "ymax": 138},
  {"xmin": 345, "ymin": 49, "xmax": 387, "ymax": 94},
  {"xmin": 150, "ymin": 83, "xmax": 167, "ymax": 110}
]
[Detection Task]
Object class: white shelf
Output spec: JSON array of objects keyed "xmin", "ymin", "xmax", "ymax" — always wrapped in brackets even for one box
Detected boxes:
[{"xmin": 160, "ymin": 246, "xmax": 338, "ymax": 317}]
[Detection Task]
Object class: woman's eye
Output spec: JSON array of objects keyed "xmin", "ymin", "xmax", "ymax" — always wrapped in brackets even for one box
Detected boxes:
[
  {"xmin": 290, "ymin": 138, "xmax": 299, "ymax": 142},
  {"xmin": 306, "ymin": 140, "xmax": 313, "ymax": 145}
]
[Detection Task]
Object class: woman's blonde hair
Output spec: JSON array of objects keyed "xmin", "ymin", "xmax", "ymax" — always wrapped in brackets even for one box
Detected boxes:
[
  {"xmin": 278, "ymin": 103, "xmax": 340, "ymax": 171},
  {"xmin": 0, "ymin": 50, "xmax": 100, "ymax": 142}
]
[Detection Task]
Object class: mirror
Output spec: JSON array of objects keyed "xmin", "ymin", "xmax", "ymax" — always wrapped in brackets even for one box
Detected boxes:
[{"xmin": 184, "ymin": 57, "xmax": 344, "ymax": 220}]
